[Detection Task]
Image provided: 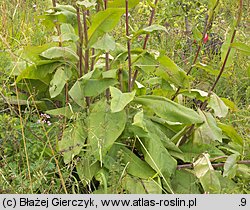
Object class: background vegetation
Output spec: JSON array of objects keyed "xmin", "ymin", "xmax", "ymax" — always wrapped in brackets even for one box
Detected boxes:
[{"xmin": 0, "ymin": 0, "xmax": 249, "ymax": 194}]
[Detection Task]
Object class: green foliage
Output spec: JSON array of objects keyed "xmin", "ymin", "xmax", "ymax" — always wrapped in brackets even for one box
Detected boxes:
[{"xmin": 0, "ymin": 0, "xmax": 249, "ymax": 194}]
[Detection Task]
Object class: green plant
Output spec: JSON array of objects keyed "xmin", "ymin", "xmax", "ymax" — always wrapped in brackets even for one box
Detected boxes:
[{"xmin": 1, "ymin": 0, "xmax": 249, "ymax": 194}]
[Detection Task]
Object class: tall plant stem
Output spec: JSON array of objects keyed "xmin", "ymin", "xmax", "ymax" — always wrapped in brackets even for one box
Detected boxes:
[
  {"xmin": 201, "ymin": 0, "xmax": 243, "ymax": 110},
  {"xmin": 131, "ymin": 0, "xmax": 158, "ymax": 89},
  {"xmin": 104, "ymin": 0, "xmax": 110, "ymax": 100},
  {"xmin": 76, "ymin": 6, "xmax": 83, "ymax": 77},
  {"xmin": 51, "ymin": 0, "xmax": 62, "ymax": 47},
  {"xmin": 179, "ymin": 0, "xmax": 243, "ymax": 146},
  {"xmin": 125, "ymin": 0, "xmax": 132, "ymax": 92},
  {"xmin": 171, "ymin": 0, "xmax": 220, "ymax": 101},
  {"xmin": 83, "ymin": 9, "xmax": 90, "ymax": 107}
]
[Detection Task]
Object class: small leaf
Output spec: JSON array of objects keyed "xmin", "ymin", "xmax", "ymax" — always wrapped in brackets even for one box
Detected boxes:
[
  {"xmin": 208, "ymin": 93, "xmax": 229, "ymax": 118},
  {"xmin": 110, "ymin": 86, "xmax": 136, "ymax": 112},
  {"xmin": 52, "ymin": 23, "xmax": 79, "ymax": 42},
  {"xmin": 49, "ymin": 66, "xmax": 72, "ymax": 98},
  {"xmin": 223, "ymin": 154, "xmax": 239, "ymax": 178},
  {"xmin": 192, "ymin": 27, "xmax": 202, "ymax": 42},
  {"xmin": 133, "ymin": 24, "xmax": 167, "ymax": 39},
  {"xmin": 231, "ymin": 42, "xmax": 250, "ymax": 56},
  {"xmin": 221, "ymin": 30, "xmax": 236, "ymax": 67},
  {"xmin": 92, "ymin": 34, "xmax": 116, "ymax": 52}
]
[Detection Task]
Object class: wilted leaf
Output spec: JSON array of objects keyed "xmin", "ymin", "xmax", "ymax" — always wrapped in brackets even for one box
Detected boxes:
[{"xmin": 208, "ymin": 93, "xmax": 228, "ymax": 118}]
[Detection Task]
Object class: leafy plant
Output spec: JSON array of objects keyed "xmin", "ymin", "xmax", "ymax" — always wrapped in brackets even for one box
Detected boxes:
[{"xmin": 1, "ymin": 0, "xmax": 249, "ymax": 194}]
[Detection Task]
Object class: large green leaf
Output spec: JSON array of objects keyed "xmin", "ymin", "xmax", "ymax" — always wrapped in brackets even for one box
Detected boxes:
[
  {"xmin": 69, "ymin": 74, "xmax": 118, "ymax": 107},
  {"xmin": 156, "ymin": 55, "xmax": 189, "ymax": 88},
  {"xmin": 49, "ymin": 66, "xmax": 72, "ymax": 98},
  {"xmin": 76, "ymin": 157, "xmax": 100, "ymax": 186},
  {"xmin": 108, "ymin": 0, "xmax": 140, "ymax": 8},
  {"xmin": 52, "ymin": 23, "xmax": 79, "ymax": 42},
  {"xmin": 88, "ymin": 100, "xmax": 126, "ymax": 161},
  {"xmin": 171, "ymin": 170, "xmax": 201, "ymax": 194},
  {"xmin": 76, "ymin": 0, "xmax": 97, "ymax": 9},
  {"xmin": 40, "ymin": 47, "xmax": 79, "ymax": 62},
  {"xmin": 208, "ymin": 93, "xmax": 228, "ymax": 118},
  {"xmin": 122, "ymin": 176, "xmax": 162, "ymax": 194},
  {"xmin": 58, "ymin": 120, "xmax": 87, "ymax": 164},
  {"xmin": 92, "ymin": 33, "xmax": 116, "ymax": 52},
  {"xmin": 46, "ymin": 106, "xmax": 74, "ymax": 119},
  {"xmin": 104, "ymin": 144, "xmax": 155, "ymax": 179},
  {"xmin": 193, "ymin": 110, "xmax": 222, "ymax": 144},
  {"xmin": 88, "ymin": 8, "xmax": 124, "ymax": 47},
  {"xmin": 16, "ymin": 62, "xmax": 61, "ymax": 83},
  {"xmin": 134, "ymin": 95, "xmax": 203, "ymax": 125},
  {"xmin": 110, "ymin": 86, "xmax": 136, "ymax": 113}
]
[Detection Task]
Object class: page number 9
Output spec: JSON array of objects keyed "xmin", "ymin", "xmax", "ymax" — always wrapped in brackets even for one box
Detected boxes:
[{"xmin": 240, "ymin": 198, "xmax": 246, "ymax": 206}]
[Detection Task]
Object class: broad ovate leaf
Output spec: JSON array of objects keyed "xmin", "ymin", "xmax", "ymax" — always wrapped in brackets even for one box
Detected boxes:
[
  {"xmin": 88, "ymin": 100, "xmax": 126, "ymax": 161},
  {"xmin": 110, "ymin": 86, "xmax": 136, "ymax": 113},
  {"xmin": 193, "ymin": 110, "xmax": 222, "ymax": 144},
  {"xmin": 92, "ymin": 33, "xmax": 116, "ymax": 52},
  {"xmin": 134, "ymin": 95, "xmax": 203, "ymax": 125},
  {"xmin": 157, "ymin": 55, "xmax": 189, "ymax": 88},
  {"xmin": 88, "ymin": 8, "xmax": 124, "ymax": 47},
  {"xmin": 40, "ymin": 47, "xmax": 79, "ymax": 62},
  {"xmin": 59, "ymin": 120, "xmax": 87, "ymax": 164},
  {"xmin": 104, "ymin": 144, "xmax": 155, "ymax": 179}
]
